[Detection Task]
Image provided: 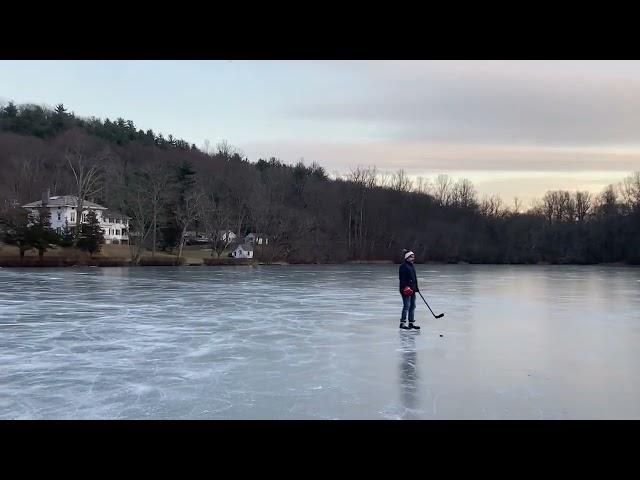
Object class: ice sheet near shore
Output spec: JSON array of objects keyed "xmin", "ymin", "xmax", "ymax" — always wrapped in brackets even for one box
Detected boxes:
[{"xmin": 1, "ymin": 264, "xmax": 639, "ymax": 419}]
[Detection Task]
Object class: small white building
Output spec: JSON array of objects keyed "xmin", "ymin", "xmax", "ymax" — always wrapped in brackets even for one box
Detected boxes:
[
  {"xmin": 245, "ymin": 232, "xmax": 268, "ymax": 245},
  {"xmin": 100, "ymin": 209, "xmax": 130, "ymax": 244},
  {"xmin": 231, "ymin": 244, "xmax": 253, "ymax": 259},
  {"xmin": 219, "ymin": 230, "xmax": 237, "ymax": 242},
  {"xmin": 22, "ymin": 191, "xmax": 130, "ymax": 245}
]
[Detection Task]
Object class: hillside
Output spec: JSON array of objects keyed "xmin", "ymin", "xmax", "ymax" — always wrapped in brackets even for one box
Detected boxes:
[{"xmin": 1, "ymin": 101, "xmax": 640, "ymax": 265}]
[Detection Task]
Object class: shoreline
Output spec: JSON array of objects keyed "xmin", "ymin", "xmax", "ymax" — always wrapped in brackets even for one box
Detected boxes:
[{"xmin": 0, "ymin": 259, "xmax": 637, "ymax": 268}]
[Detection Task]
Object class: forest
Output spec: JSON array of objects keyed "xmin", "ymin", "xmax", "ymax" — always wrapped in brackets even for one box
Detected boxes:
[{"xmin": 1, "ymin": 101, "xmax": 639, "ymax": 264}]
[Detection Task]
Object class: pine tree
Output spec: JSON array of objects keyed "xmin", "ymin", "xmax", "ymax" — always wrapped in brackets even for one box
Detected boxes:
[
  {"xmin": 2, "ymin": 101, "xmax": 18, "ymax": 118},
  {"xmin": 59, "ymin": 220, "xmax": 75, "ymax": 247},
  {"xmin": 76, "ymin": 210, "xmax": 105, "ymax": 256},
  {"xmin": 54, "ymin": 104, "xmax": 67, "ymax": 116},
  {"xmin": 1, "ymin": 207, "xmax": 32, "ymax": 259},
  {"xmin": 26, "ymin": 208, "xmax": 61, "ymax": 260},
  {"xmin": 53, "ymin": 103, "xmax": 68, "ymax": 132}
]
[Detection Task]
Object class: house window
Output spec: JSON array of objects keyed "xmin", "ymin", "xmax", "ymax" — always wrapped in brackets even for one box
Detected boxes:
[
  {"xmin": 70, "ymin": 212, "xmax": 76, "ymax": 222},
  {"xmin": 56, "ymin": 227, "xmax": 61, "ymax": 234},
  {"xmin": 57, "ymin": 213, "xmax": 61, "ymax": 221},
  {"xmin": 116, "ymin": 229, "xmax": 120, "ymax": 235}
]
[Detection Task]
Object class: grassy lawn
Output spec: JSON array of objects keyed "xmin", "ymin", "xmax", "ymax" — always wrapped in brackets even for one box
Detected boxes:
[{"xmin": 0, "ymin": 243, "xmax": 228, "ymax": 265}]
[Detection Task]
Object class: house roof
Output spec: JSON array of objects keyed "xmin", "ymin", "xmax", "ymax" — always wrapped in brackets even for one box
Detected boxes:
[
  {"xmin": 22, "ymin": 196, "xmax": 106, "ymax": 210},
  {"xmin": 234, "ymin": 244, "xmax": 253, "ymax": 251},
  {"xmin": 102, "ymin": 209, "xmax": 131, "ymax": 220}
]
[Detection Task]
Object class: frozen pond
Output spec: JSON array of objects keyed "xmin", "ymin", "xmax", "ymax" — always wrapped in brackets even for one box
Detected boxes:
[{"xmin": 1, "ymin": 264, "xmax": 639, "ymax": 419}]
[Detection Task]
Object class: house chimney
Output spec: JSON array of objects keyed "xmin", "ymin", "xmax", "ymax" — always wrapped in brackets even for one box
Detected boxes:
[{"xmin": 42, "ymin": 189, "xmax": 50, "ymax": 206}]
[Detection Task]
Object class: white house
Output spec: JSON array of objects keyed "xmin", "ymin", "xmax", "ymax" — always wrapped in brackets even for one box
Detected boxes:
[
  {"xmin": 245, "ymin": 232, "xmax": 268, "ymax": 245},
  {"xmin": 231, "ymin": 244, "xmax": 253, "ymax": 259},
  {"xmin": 184, "ymin": 230, "xmax": 236, "ymax": 245},
  {"xmin": 219, "ymin": 230, "xmax": 237, "ymax": 242},
  {"xmin": 22, "ymin": 191, "xmax": 130, "ymax": 245},
  {"xmin": 100, "ymin": 209, "xmax": 130, "ymax": 244}
]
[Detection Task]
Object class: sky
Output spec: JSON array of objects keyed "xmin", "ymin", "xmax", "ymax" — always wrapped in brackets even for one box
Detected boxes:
[{"xmin": 1, "ymin": 60, "xmax": 639, "ymax": 207}]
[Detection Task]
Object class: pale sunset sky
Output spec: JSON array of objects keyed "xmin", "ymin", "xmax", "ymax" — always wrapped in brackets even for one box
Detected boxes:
[{"xmin": 2, "ymin": 60, "xmax": 639, "ymax": 207}]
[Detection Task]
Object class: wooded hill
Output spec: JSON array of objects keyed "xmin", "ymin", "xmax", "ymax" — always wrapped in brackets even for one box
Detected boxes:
[{"xmin": 1, "ymin": 101, "xmax": 639, "ymax": 264}]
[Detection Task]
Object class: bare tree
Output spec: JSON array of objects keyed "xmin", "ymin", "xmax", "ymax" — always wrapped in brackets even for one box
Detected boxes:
[
  {"xmin": 574, "ymin": 191, "xmax": 592, "ymax": 222},
  {"xmin": 216, "ymin": 140, "xmax": 233, "ymax": 159},
  {"xmin": 540, "ymin": 190, "xmax": 576, "ymax": 223},
  {"xmin": 595, "ymin": 184, "xmax": 619, "ymax": 218},
  {"xmin": 391, "ymin": 169, "xmax": 413, "ymax": 192},
  {"xmin": 65, "ymin": 145, "xmax": 109, "ymax": 236},
  {"xmin": 413, "ymin": 176, "xmax": 431, "ymax": 195},
  {"xmin": 431, "ymin": 174, "xmax": 454, "ymax": 207},
  {"xmin": 141, "ymin": 162, "xmax": 173, "ymax": 256},
  {"xmin": 479, "ymin": 194, "xmax": 505, "ymax": 218},
  {"xmin": 620, "ymin": 171, "xmax": 640, "ymax": 210},
  {"xmin": 199, "ymin": 194, "xmax": 234, "ymax": 258},
  {"xmin": 376, "ymin": 171, "xmax": 392, "ymax": 189},
  {"xmin": 345, "ymin": 166, "xmax": 378, "ymax": 258},
  {"xmin": 256, "ymin": 204, "xmax": 300, "ymax": 263},
  {"xmin": 513, "ymin": 196, "xmax": 522, "ymax": 215},
  {"xmin": 175, "ymin": 190, "xmax": 203, "ymax": 261},
  {"xmin": 126, "ymin": 174, "xmax": 154, "ymax": 265},
  {"xmin": 2, "ymin": 153, "xmax": 49, "ymax": 205},
  {"xmin": 452, "ymin": 178, "xmax": 478, "ymax": 210}
]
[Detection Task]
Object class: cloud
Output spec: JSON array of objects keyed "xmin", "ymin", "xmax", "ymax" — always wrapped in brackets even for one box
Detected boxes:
[
  {"xmin": 291, "ymin": 61, "xmax": 640, "ymax": 145},
  {"xmin": 240, "ymin": 139, "xmax": 640, "ymax": 174}
]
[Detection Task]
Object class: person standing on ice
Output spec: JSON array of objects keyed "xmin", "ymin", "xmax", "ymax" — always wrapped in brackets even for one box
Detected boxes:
[{"xmin": 399, "ymin": 249, "xmax": 420, "ymax": 330}]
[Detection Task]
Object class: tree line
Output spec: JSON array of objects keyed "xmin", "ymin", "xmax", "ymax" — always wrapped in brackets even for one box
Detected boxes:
[{"xmin": 1, "ymin": 101, "xmax": 639, "ymax": 265}]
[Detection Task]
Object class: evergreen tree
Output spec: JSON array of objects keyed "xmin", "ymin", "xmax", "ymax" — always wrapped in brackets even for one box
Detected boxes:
[
  {"xmin": 59, "ymin": 220, "xmax": 75, "ymax": 247},
  {"xmin": 76, "ymin": 210, "xmax": 105, "ymax": 256},
  {"xmin": 1, "ymin": 207, "xmax": 32, "ymax": 259},
  {"xmin": 2, "ymin": 101, "xmax": 18, "ymax": 118},
  {"xmin": 53, "ymin": 103, "xmax": 68, "ymax": 132},
  {"xmin": 54, "ymin": 103, "xmax": 67, "ymax": 116},
  {"xmin": 26, "ymin": 208, "xmax": 61, "ymax": 260}
]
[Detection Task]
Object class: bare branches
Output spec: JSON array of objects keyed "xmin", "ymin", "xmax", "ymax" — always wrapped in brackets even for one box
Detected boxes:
[
  {"xmin": 65, "ymin": 145, "xmax": 109, "ymax": 234},
  {"xmin": 390, "ymin": 169, "xmax": 413, "ymax": 193},
  {"xmin": 175, "ymin": 189, "xmax": 203, "ymax": 261},
  {"xmin": 574, "ymin": 191, "xmax": 592, "ymax": 222},
  {"xmin": 432, "ymin": 174, "xmax": 454, "ymax": 207},
  {"xmin": 620, "ymin": 171, "xmax": 640, "ymax": 210},
  {"xmin": 141, "ymin": 162, "xmax": 173, "ymax": 256},
  {"xmin": 199, "ymin": 193, "xmax": 234, "ymax": 258},
  {"xmin": 479, "ymin": 194, "xmax": 505, "ymax": 218},
  {"xmin": 126, "ymin": 175, "xmax": 155, "ymax": 264}
]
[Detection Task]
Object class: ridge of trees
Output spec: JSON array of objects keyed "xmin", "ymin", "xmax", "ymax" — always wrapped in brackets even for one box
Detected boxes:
[{"xmin": 1, "ymin": 101, "xmax": 639, "ymax": 265}]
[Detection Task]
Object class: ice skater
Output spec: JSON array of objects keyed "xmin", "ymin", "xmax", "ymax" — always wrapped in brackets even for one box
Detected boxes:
[{"xmin": 399, "ymin": 249, "xmax": 420, "ymax": 330}]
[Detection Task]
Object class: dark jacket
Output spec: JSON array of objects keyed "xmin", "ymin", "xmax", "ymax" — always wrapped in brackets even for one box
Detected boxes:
[{"xmin": 399, "ymin": 260, "xmax": 419, "ymax": 294}]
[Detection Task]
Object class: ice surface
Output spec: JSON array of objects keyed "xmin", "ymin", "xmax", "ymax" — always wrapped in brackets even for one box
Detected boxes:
[{"xmin": 1, "ymin": 264, "xmax": 639, "ymax": 419}]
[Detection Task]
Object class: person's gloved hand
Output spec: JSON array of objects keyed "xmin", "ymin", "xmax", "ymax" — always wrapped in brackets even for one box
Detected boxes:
[{"xmin": 402, "ymin": 286, "xmax": 413, "ymax": 296}]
